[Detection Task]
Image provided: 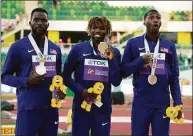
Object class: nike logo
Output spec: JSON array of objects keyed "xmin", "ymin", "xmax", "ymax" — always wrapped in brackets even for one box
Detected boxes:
[
  {"xmin": 102, "ymin": 122, "xmax": 109, "ymax": 126},
  {"xmin": 139, "ymin": 47, "xmax": 145, "ymax": 50},
  {"xmin": 163, "ymin": 116, "xmax": 168, "ymax": 118},
  {"xmin": 55, "ymin": 121, "xmax": 59, "ymax": 124},
  {"xmin": 28, "ymin": 49, "xmax": 34, "ymax": 53},
  {"xmin": 83, "ymin": 53, "xmax": 91, "ymax": 56}
]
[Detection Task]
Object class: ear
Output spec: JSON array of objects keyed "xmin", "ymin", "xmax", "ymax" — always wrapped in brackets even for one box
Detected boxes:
[
  {"xmin": 29, "ymin": 21, "xmax": 31, "ymax": 26},
  {"xmin": 143, "ymin": 18, "xmax": 147, "ymax": 26},
  {"xmin": 143, "ymin": 21, "xmax": 146, "ymax": 26}
]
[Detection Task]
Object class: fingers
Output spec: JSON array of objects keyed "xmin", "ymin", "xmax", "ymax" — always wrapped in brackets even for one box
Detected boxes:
[
  {"xmin": 105, "ymin": 48, "xmax": 114, "ymax": 60},
  {"xmin": 56, "ymin": 90, "xmax": 66, "ymax": 100},
  {"xmin": 142, "ymin": 54, "xmax": 151, "ymax": 64}
]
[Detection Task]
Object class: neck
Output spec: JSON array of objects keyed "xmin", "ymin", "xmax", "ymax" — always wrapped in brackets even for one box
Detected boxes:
[
  {"xmin": 92, "ymin": 38, "xmax": 100, "ymax": 49},
  {"xmin": 32, "ymin": 32, "xmax": 45, "ymax": 47},
  {"xmin": 146, "ymin": 31, "xmax": 159, "ymax": 41},
  {"xmin": 32, "ymin": 32, "xmax": 44, "ymax": 41}
]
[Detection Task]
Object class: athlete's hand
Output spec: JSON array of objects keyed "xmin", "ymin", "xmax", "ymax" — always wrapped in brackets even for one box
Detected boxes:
[
  {"xmin": 177, "ymin": 110, "xmax": 183, "ymax": 119},
  {"xmin": 81, "ymin": 89, "xmax": 96, "ymax": 103},
  {"xmin": 142, "ymin": 54, "xmax": 151, "ymax": 64},
  {"xmin": 176, "ymin": 105, "xmax": 183, "ymax": 120},
  {"xmin": 27, "ymin": 67, "xmax": 46, "ymax": 86},
  {"xmin": 56, "ymin": 89, "xmax": 66, "ymax": 100},
  {"xmin": 104, "ymin": 47, "xmax": 114, "ymax": 60}
]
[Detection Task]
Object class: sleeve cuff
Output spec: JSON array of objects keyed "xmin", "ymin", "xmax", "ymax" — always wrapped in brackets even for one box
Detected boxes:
[{"xmin": 173, "ymin": 101, "xmax": 183, "ymax": 107}]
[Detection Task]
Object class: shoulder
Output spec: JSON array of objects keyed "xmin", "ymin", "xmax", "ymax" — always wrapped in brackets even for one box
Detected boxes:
[
  {"xmin": 9, "ymin": 37, "xmax": 28, "ymax": 51},
  {"xmin": 48, "ymin": 40, "xmax": 61, "ymax": 53},
  {"xmin": 160, "ymin": 37, "xmax": 176, "ymax": 48},
  {"xmin": 71, "ymin": 41, "xmax": 89, "ymax": 51},
  {"xmin": 73, "ymin": 41, "xmax": 89, "ymax": 48},
  {"xmin": 112, "ymin": 47, "xmax": 121, "ymax": 55},
  {"xmin": 48, "ymin": 40, "xmax": 59, "ymax": 49},
  {"xmin": 129, "ymin": 35, "xmax": 143, "ymax": 42},
  {"xmin": 126, "ymin": 35, "xmax": 143, "ymax": 46}
]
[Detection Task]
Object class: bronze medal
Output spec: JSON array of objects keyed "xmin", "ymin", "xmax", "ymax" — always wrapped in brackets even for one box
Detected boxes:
[{"xmin": 148, "ymin": 74, "xmax": 157, "ymax": 85}]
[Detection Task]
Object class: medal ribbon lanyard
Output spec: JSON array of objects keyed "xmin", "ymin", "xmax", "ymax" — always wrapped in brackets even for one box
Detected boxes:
[
  {"xmin": 144, "ymin": 36, "xmax": 160, "ymax": 75},
  {"xmin": 28, "ymin": 33, "xmax": 48, "ymax": 66},
  {"xmin": 90, "ymin": 40, "xmax": 98, "ymax": 55}
]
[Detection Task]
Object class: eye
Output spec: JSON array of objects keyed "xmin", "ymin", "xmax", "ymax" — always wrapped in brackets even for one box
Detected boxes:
[
  {"xmin": 157, "ymin": 16, "xmax": 161, "ymax": 20},
  {"xmin": 150, "ymin": 16, "xmax": 154, "ymax": 20},
  {"xmin": 42, "ymin": 19, "xmax": 48, "ymax": 22},
  {"xmin": 33, "ymin": 18, "xmax": 38, "ymax": 22}
]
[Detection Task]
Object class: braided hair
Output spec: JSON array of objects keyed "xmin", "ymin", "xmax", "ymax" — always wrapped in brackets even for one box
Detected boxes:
[{"xmin": 87, "ymin": 16, "xmax": 112, "ymax": 37}]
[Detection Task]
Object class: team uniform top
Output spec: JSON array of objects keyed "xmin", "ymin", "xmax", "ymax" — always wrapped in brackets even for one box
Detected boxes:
[
  {"xmin": 63, "ymin": 40, "xmax": 122, "ymax": 114},
  {"xmin": 121, "ymin": 35, "xmax": 182, "ymax": 108},
  {"xmin": 1, "ymin": 36, "xmax": 62, "ymax": 111}
]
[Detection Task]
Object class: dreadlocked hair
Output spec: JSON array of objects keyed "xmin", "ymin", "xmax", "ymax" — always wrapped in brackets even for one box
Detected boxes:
[{"xmin": 87, "ymin": 16, "xmax": 112, "ymax": 37}]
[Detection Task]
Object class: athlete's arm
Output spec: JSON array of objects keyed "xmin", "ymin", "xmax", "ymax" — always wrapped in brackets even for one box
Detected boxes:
[
  {"xmin": 108, "ymin": 48, "xmax": 122, "ymax": 86},
  {"xmin": 169, "ymin": 43, "xmax": 183, "ymax": 106},
  {"xmin": 62, "ymin": 45, "xmax": 85, "ymax": 94},
  {"xmin": 121, "ymin": 39, "xmax": 145, "ymax": 78},
  {"xmin": 1, "ymin": 44, "xmax": 28, "ymax": 87},
  {"xmin": 56, "ymin": 47, "xmax": 62, "ymax": 74}
]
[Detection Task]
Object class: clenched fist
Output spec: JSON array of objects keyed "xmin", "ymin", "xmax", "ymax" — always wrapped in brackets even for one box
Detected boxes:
[
  {"xmin": 142, "ymin": 54, "xmax": 151, "ymax": 64},
  {"xmin": 27, "ymin": 67, "xmax": 46, "ymax": 86},
  {"xmin": 104, "ymin": 47, "xmax": 114, "ymax": 60}
]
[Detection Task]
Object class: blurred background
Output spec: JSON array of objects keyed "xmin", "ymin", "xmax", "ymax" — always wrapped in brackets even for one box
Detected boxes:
[{"xmin": 1, "ymin": 1, "xmax": 192, "ymax": 135}]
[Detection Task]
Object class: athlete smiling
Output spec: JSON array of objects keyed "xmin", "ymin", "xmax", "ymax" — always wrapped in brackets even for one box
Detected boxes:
[{"xmin": 62, "ymin": 16, "xmax": 122, "ymax": 136}]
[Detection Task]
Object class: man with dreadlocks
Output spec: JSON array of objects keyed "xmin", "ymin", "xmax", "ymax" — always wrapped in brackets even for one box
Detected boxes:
[{"xmin": 62, "ymin": 16, "xmax": 122, "ymax": 136}]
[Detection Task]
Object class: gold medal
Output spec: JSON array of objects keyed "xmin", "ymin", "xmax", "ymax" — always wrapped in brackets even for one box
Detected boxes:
[
  {"xmin": 148, "ymin": 74, "xmax": 157, "ymax": 85},
  {"xmin": 98, "ymin": 42, "xmax": 108, "ymax": 53}
]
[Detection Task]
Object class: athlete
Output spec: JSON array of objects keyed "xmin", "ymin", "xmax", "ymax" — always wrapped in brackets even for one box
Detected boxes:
[
  {"xmin": 62, "ymin": 16, "xmax": 122, "ymax": 136},
  {"xmin": 1, "ymin": 8, "xmax": 65, "ymax": 136},
  {"xmin": 121, "ymin": 9, "xmax": 183, "ymax": 136}
]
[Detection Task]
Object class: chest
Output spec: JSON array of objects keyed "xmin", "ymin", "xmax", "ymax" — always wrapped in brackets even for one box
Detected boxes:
[
  {"xmin": 76, "ymin": 48, "xmax": 109, "ymax": 82},
  {"xmin": 131, "ymin": 40, "xmax": 172, "ymax": 62}
]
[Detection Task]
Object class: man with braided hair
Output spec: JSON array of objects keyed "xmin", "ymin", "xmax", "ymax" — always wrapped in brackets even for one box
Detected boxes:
[{"xmin": 62, "ymin": 16, "xmax": 122, "ymax": 136}]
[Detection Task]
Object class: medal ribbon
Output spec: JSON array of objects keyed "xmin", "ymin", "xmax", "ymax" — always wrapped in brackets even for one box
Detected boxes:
[
  {"xmin": 144, "ymin": 35, "xmax": 160, "ymax": 75},
  {"xmin": 28, "ymin": 33, "xmax": 48, "ymax": 66},
  {"xmin": 90, "ymin": 40, "xmax": 98, "ymax": 55}
]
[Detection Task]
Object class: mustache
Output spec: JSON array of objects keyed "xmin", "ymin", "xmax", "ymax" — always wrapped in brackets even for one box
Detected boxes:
[{"xmin": 34, "ymin": 25, "xmax": 45, "ymax": 29}]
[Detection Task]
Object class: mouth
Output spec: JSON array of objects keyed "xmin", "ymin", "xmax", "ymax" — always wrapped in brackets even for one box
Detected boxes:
[
  {"xmin": 36, "ymin": 27, "xmax": 44, "ymax": 32},
  {"xmin": 37, "ymin": 28, "xmax": 43, "ymax": 31},
  {"xmin": 152, "ymin": 24, "xmax": 159, "ymax": 28},
  {"xmin": 94, "ymin": 34, "xmax": 101, "ymax": 38}
]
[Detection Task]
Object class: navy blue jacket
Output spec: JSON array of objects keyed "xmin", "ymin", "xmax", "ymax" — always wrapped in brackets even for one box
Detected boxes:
[
  {"xmin": 121, "ymin": 35, "xmax": 182, "ymax": 108},
  {"xmin": 62, "ymin": 41, "xmax": 122, "ymax": 114},
  {"xmin": 1, "ymin": 36, "xmax": 62, "ymax": 111}
]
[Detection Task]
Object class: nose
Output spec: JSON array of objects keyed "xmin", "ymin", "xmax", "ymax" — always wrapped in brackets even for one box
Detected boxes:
[
  {"xmin": 36, "ymin": 20, "xmax": 43, "ymax": 25},
  {"xmin": 153, "ymin": 17, "xmax": 159, "ymax": 23},
  {"xmin": 95, "ymin": 28, "xmax": 101, "ymax": 32},
  {"xmin": 153, "ymin": 19, "xmax": 158, "ymax": 24}
]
